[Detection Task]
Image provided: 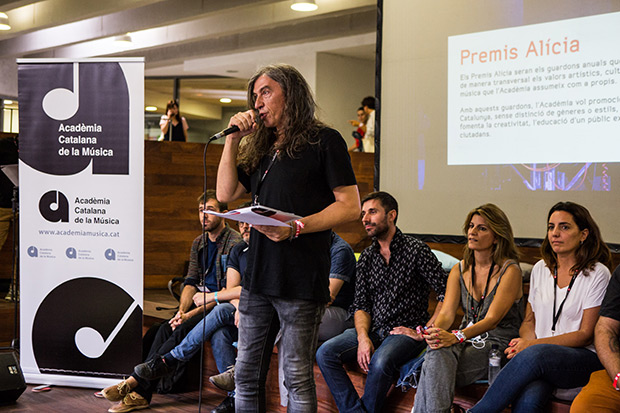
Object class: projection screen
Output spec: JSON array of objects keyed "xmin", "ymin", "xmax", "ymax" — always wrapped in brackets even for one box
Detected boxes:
[{"xmin": 380, "ymin": 0, "xmax": 620, "ymax": 244}]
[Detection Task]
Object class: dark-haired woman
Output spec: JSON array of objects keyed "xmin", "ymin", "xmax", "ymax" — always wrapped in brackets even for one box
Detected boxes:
[
  {"xmin": 412, "ymin": 204, "xmax": 523, "ymax": 412},
  {"xmin": 469, "ymin": 202, "xmax": 612, "ymax": 413},
  {"xmin": 160, "ymin": 100, "xmax": 188, "ymax": 141}
]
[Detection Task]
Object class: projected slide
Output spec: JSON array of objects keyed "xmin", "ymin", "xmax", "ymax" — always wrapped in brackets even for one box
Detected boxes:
[{"xmin": 447, "ymin": 12, "xmax": 620, "ymax": 166}]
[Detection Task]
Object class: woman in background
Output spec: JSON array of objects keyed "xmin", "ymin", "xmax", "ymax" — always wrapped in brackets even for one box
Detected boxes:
[
  {"xmin": 469, "ymin": 201, "xmax": 612, "ymax": 413},
  {"xmin": 160, "ymin": 99, "xmax": 188, "ymax": 141},
  {"xmin": 348, "ymin": 106, "xmax": 367, "ymax": 152},
  {"xmin": 411, "ymin": 204, "xmax": 523, "ymax": 413}
]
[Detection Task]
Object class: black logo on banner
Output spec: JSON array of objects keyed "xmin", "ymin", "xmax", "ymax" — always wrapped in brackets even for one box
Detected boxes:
[
  {"xmin": 32, "ymin": 277, "xmax": 141, "ymax": 377},
  {"xmin": 39, "ymin": 190, "xmax": 69, "ymax": 223},
  {"xmin": 18, "ymin": 62, "xmax": 130, "ymax": 175}
]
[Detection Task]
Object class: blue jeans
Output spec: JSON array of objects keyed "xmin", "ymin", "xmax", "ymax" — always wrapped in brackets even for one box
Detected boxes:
[
  {"xmin": 316, "ymin": 327, "xmax": 425, "ymax": 413},
  {"xmin": 169, "ymin": 302, "xmax": 238, "ymax": 373},
  {"xmin": 235, "ymin": 289, "xmax": 325, "ymax": 413},
  {"xmin": 469, "ymin": 344, "xmax": 603, "ymax": 413}
]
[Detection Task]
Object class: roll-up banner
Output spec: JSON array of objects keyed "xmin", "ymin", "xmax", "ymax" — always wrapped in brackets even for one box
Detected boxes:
[{"xmin": 17, "ymin": 58, "xmax": 144, "ymax": 388}]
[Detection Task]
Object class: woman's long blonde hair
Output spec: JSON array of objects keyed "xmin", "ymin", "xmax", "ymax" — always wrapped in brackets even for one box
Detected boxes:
[{"xmin": 462, "ymin": 203, "xmax": 519, "ymax": 269}]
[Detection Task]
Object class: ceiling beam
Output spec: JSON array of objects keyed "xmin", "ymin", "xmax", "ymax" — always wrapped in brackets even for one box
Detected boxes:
[
  {"xmin": 115, "ymin": 9, "xmax": 376, "ymax": 73},
  {"xmin": 0, "ymin": 0, "xmax": 374, "ymax": 58}
]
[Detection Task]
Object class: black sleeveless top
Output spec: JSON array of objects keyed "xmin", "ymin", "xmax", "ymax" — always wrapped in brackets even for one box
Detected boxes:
[{"xmin": 458, "ymin": 260, "xmax": 523, "ymax": 347}]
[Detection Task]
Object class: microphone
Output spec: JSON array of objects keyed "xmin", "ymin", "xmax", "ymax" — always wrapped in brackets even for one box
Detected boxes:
[{"xmin": 209, "ymin": 125, "xmax": 240, "ymax": 142}]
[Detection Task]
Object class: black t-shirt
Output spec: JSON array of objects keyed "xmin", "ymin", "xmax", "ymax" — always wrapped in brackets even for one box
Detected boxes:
[
  {"xmin": 227, "ymin": 241, "xmax": 249, "ymax": 286},
  {"xmin": 237, "ymin": 127, "xmax": 357, "ymax": 302},
  {"xmin": 169, "ymin": 121, "xmax": 185, "ymax": 142},
  {"xmin": 202, "ymin": 238, "xmax": 218, "ymax": 292},
  {"xmin": 600, "ymin": 264, "xmax": 620, "ymax": 321}
]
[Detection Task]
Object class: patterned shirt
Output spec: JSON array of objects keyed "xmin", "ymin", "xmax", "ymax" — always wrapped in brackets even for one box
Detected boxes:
[{"xmin": 351, "ymin": 228, "xmax": 447, "ymax": 335}]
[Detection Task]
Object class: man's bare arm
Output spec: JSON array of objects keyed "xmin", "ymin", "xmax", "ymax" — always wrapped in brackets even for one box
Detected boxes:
[
  {"xmin": 354, "ymin": 310, "xmax": 374, "ymax": 372},
  {"xmin": 595, "ymin": 316, "xmax": 620, "ymax": 381}
]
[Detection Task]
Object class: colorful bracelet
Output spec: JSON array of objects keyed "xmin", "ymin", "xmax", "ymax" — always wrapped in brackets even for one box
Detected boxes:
[
  {"xmin": 293, "ymin": 219, "xmax": 305, "ymax": 239},
  {"xmin": 214, "ymin": 291, "xmax": 220, "ymax": 305},
  {"xmin": 287, "ymin": 221, "xmax": 296, "ymax": 240},
  {"xmin": 613, "ymin": 372, "xmax": 620, "ymax": 390},
  {"xmin": 452, "ymin": 329, "xmax": 466, "ymax": 343}
]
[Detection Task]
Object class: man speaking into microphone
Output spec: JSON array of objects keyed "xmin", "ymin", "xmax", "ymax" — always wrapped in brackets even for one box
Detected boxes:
[{"xmin": 216, "ymin": 64, "xmax": 360, "ymax": 412}]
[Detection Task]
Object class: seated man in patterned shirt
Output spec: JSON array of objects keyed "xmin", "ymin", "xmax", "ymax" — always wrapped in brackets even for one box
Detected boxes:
[{"xmin": 316, "ymin": 191, "xmax": 448, "ymax": 413}]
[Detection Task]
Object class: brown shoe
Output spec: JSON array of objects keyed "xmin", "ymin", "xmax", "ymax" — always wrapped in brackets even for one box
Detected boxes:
[
  {"xmin": 108, "ymin": 392, "xmax": 149, "ymax": 413},
  {"xmin": 209, "ymin": 365, "xmax": 235, "ymax": 392},
  {"xmin": 102, "ymin": 379, "xmax": 132, "ymax": 402}
]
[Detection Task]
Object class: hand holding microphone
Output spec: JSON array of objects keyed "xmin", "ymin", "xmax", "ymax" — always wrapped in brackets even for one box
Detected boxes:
[{"xmin": 210, "ymin": 110, "xmax": 257, "ymax": 141}]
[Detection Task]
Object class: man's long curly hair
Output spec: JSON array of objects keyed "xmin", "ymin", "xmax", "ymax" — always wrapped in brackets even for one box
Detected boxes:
[{"xmin": 238, "ymin": 64, "xmax": 323, "ymax": 174}]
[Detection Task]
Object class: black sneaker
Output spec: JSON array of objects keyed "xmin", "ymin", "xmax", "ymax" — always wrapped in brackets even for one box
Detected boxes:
[
  {"xmin": 212, "ymin": 395, "xmax": 235, "ymax": 413},
  {"xmin": 134, "ymin": 357, "xmax": 174, "ymax": 380}
]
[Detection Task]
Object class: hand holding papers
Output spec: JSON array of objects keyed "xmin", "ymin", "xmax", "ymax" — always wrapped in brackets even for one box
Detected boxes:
[{"xmin": 204, "ymin": 205, "xmax": 301, "ymax": 227}]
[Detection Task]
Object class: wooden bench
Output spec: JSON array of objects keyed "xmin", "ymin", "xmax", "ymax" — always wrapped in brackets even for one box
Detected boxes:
[
  {"xmin": 146, "ymin": 261, "xmax": 575, "ymax": 411},
  {"xmin": 193, "ymin": 341, "xmax": 572, "ymax": 412},
  {"xmin": 184, "ymin": 319, "xmax": 571, "ymax": 413}
]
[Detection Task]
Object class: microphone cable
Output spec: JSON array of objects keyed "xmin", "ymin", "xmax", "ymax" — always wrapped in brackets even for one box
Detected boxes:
[
  {"xmin": 197, "ymin": 132, "xmax": 224, "ymax": 412},
  {"xmin": 197, "ymin": 121, "xmax": 249, "ymax": 411}
]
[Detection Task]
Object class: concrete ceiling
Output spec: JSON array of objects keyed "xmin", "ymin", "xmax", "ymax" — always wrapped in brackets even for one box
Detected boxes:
[{"xmin": 0, "ymin": 0, "xmax": 377, "ymax": 118}]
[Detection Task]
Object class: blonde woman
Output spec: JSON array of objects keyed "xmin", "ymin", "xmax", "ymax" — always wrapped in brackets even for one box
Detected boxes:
[{"xmin": 412, "ymin": 204, "xmax": 523, "ymax": 413}]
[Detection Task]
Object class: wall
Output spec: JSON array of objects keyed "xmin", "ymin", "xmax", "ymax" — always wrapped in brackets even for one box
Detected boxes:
[
  {"xmin": 316, "ymin": 53, "xmax": 375, "ymax": 148},
  {"xmin": 0, "ymin": 59, "xmax": 18, "ymax": 99},
  {"xmin": 193, "ymin": 50, "xmax": 376, "ymax": 145},
  {"xmin": 197, "ymin": 106, "xmax": 247, "ymax": 143}
]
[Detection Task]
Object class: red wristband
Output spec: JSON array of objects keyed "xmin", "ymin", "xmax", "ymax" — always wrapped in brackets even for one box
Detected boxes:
[
  {"xmin": 452, "ymin": 330, "xmax": 466, "ymax": 343},
  {"xmin": 613, "ymin": 372, "xmax": 620, "ymax": 390},
  {"xmin": 293, "ymin": 219, "xmax": 304, "ymax": 239}
]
